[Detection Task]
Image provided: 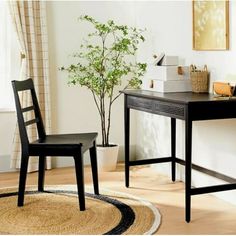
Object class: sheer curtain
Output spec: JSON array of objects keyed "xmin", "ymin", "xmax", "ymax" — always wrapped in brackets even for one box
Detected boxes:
[
  {"xmin": 0, "ymin": 1, "xmax": 21, "ymax": 109},
  {"xmin": 7, "ymin": 0, "xmax": 52, "ymax": 172}
]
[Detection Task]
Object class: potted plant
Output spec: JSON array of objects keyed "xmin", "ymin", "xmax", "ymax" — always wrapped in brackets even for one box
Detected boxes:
[{"xmin": 61, "ymin": 15, "xmax": 146, "ymax": 171}]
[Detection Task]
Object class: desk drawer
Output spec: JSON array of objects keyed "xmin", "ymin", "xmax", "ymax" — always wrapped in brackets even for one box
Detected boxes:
[
  {"xmin": 153, "ymin": 101, "xmax": 185, "ymax": 119},
  {"xmin": 127, "ymin": 95, "xmax": 185, "ymax": 119},
  {"xmin": 127, "ymin": 96, "xmax": 152, "ymax": 112}
]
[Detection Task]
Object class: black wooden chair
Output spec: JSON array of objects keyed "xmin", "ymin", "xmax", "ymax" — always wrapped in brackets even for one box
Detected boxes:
[{"xmin": 12, "ymin": 78, "xmax": 99, "ymax": 211}]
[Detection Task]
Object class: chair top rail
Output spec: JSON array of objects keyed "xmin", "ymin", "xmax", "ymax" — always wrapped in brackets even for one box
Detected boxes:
[{"xmin": 12, "ymin": 78, "xmax": 34, "ymax": 92}]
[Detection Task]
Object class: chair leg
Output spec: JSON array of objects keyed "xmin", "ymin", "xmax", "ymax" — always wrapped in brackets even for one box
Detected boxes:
[
  {"xmin": 18, "ymin": 154, "xmax": 29, "ymax": 207},
  {"xmin": 74, "ymin": 151, "xmax": 85, "ymax": 211},
  {"xmin": 89, "ymin": 141, "xmax": 99, "ymax": 195},
  {"xmin": 38, "ymin": 155, "xmax": 46, "ymax": 192}
]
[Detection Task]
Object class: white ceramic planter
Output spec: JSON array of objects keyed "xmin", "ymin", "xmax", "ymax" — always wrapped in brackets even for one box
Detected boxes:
[{"xmin": 96, "ymin": 144, "xmax": 119, "ymax": 172}]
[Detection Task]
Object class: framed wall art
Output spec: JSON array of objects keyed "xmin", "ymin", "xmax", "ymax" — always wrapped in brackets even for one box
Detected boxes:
[{"xmin": 192, "ymin": 0, "xmax": 229, "ymax": 50}]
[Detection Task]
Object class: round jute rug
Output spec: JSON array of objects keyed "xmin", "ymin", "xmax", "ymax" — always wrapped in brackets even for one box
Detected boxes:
[{"xmin": 0, "ymin": 185, "xmax": 161, "ymax": 235}]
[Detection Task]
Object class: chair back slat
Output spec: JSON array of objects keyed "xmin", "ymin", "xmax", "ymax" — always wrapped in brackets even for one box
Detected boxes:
[
  {"xmin": 25, "ymin": 118, "xmax": 40, "ymax": 127},
  {"xmin": 22, "ymin": 106, "xmax": 34, "ymax": 113},
  {"xmin": 12, "ymin": 79, "xmax": 46, "ymax": 148}
]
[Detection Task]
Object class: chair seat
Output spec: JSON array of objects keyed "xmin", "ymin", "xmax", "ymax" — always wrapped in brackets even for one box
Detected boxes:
[{"xmin": 29, "ymin": 132, "xmax": 98, "ymax": 156}]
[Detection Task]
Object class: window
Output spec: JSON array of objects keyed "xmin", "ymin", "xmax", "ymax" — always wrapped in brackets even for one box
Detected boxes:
[{"xmin": 0, "ymin": 1, "xmax": 21, "ymax": 110}]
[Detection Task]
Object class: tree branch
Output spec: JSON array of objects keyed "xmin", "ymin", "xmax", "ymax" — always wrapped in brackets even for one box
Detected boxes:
[
  {"xmin": 111, "ymin": 84, "xmax": 128, "ymax": 104},
  {"xmin": 106, "ymin": 87, "xmax": 114, "ymax": 146},
  {"xmin": 100, "ymin": 94, "xmax": 105, "ymax": 146},
  {"xmin": 91, "ymin": 90, "xmax": 101, "ymax": 116}
]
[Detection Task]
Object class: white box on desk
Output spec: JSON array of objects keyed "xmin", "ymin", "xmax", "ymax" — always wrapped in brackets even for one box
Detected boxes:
[
  {"xmin": 141, "ymin": 78, "xmax": 191, "ymax": 92},
  {"xmin": 153, "ymin": 79, "xmax": 192, "ymax": 92},
  {"xmin": 145, "ymin": 65, "xmax": 190, "ymax": 81},
  {"xmin": 158, "ymin": 56, "xmax": 179, "ymax": 66},
  {"xmin": 142, "ymin": 78, "xmax": 153, "ymax": 90}
]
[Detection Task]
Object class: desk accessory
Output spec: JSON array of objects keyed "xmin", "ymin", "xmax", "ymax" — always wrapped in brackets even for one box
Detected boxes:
[
  {"xmin": 190, "ymin": 64, "xmax": 209, "ymax": 93},
  {"xmin": 142, "ymin": 54, "xmax": 191, "ymax": 92},
  {"xmin": 213, "ymin": 82, "xmax": 235, "ymax": 97},
  {"xmin": 142, "ymin": 64, "xmax": 191, "ymax": 92},
  {"xmin": 153, "ymin": 53, "xmax": 179, "ymax": 66}
]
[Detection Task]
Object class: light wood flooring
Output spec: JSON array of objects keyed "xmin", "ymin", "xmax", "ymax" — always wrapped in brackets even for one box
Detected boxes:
[{"xmin": 1, "ymin": 164, "xmax": 236, "ymax": 234}]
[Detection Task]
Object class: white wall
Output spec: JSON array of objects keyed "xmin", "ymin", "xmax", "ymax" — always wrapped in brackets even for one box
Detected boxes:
[
  {"xmin": 46, "ymin": 1, "xmax": 138, "ymax": 167},
  {"xmin": 0, "ymin": 111, "xmax": 16, "ymax": 172},
  {"xmin": 135, "ymin": 1, "xmax": 236, "ymax": 205}
]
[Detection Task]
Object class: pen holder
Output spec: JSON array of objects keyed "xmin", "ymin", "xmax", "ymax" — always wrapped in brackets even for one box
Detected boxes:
[{"xmin": 190, "ymin": 65, "xmax": 209, "ymax": 93}]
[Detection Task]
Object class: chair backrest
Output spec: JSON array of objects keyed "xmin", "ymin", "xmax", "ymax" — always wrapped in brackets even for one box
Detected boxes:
[{"xmin": 12, "ymin": 79, "xmax": 46, "ymax": 148}]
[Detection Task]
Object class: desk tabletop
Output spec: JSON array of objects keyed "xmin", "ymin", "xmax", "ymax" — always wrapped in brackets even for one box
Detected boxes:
[{"xmin": 121, "ymin": 89, "xmax": 236, "ymax": 104}]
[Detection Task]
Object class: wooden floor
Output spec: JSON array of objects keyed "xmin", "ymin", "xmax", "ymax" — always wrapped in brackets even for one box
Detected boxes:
[{"xmin": 1, "ymin": 164, "xmax": 236, "ymax": 234}]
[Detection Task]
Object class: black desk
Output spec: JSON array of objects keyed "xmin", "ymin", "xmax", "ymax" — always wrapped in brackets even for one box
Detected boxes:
[{"xmin": 122, "ymin": 89, "xmax": 236, "ymax": 222}]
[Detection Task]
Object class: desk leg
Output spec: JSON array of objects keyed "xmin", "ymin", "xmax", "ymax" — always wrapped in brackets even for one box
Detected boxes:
[
  {"xmin": 185, "ymin": 118, "xmax": 192, "ymax": 223},
  {"xmin": 124, "ymin": 95, "xmax": 130, "ymax": 188},
  {"xmin": 171, "ymin": 118, "xmax": 176, "ymax": 182}
]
